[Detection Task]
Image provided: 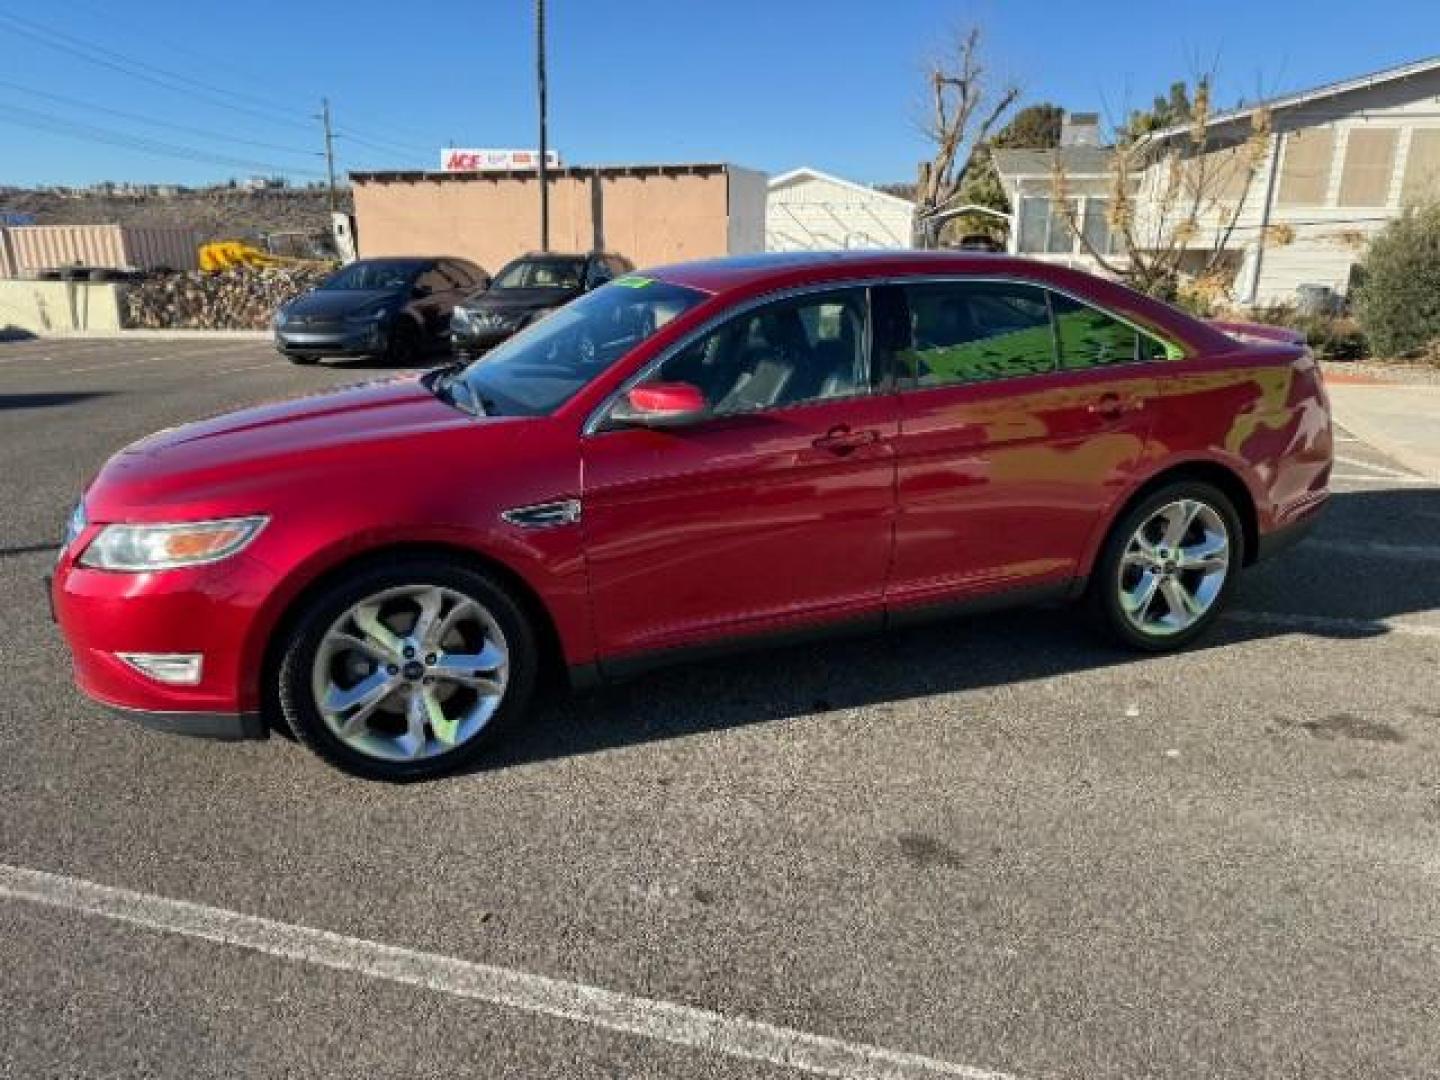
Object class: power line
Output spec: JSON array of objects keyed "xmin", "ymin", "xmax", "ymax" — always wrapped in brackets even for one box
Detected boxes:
[
  {"xmin": 0, "ymin": 102, "xmax": 326, "ymax": 177},
  {"xmin": 0, "ymin": 78, "xmax": 319, "ymax": 158},
  {"xmin": 0, "ymin": 11, "xmax": 431, "ymax": 160},
  {"xmin": 0, "ymin": 10, "xmax": 307, "ymax": 128},
  {"xmin": 334, "ymin": 129, "xmax": 431, "ymax": 159}
]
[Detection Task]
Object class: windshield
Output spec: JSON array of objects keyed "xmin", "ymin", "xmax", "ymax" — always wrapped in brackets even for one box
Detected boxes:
[
  {"xmin": 492, "ymin": 258, "xmax": 586, "ymax": 291},
  {"xmin": 321, "ymin": 260, "xmax": 426, "ymax": 291},
  {"xmin": 458, "ymin": 279, "xmax": 706, "ymax": 416}
]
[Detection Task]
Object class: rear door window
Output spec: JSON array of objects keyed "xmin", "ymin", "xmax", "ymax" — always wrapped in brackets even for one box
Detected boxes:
[
  {"xmin": 898, "ymin": 281, "xmax": 1056, "ymax": 386},
  {"xmin": 1048, "ymin": 292, "xmax": 1167, "ymax": 368}
]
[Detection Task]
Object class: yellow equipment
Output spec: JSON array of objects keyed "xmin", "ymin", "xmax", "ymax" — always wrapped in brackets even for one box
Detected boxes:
[{"xmin": 198, "ymin": 237, "xmax": 334, "ymax": 272}]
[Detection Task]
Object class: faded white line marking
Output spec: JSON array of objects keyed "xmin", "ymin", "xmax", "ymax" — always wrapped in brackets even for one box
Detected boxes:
[
  {"xmin": 0, "ymin": 863, "xmax": 1017, "ymax": 1080},
  {"xmin": 1307, "ymin": 539, "xmax": 1440, "ymax": 561},
  {"xmin": 205, "ymin": 361, "xmax": 286, "ymax": 375},
  {"xmin": 44, "ymin": 355, "xmax": 166, "ymax": 376},
  {"xmin": 1331, "ymin": 474, "xmax": 1436, "ymax": 486},
  {"xmin": 1227, "ymin": 609, "xmax": 1440, "ymax": 640},
  {"xmin": 1334, "ymin": 455, "xmax": 1416, "ymax": 478}
]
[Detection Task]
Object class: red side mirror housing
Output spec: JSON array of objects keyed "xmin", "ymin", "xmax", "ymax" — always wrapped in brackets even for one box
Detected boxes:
[{"xmin": 610, "ymin": 381, "xmax": 709, "ymax": 428}]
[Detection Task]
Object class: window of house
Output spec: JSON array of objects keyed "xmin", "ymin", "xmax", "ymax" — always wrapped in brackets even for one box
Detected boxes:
[
  {"xmin": 898, "ymin": 281, "xmax": 1056, "ymax": 386},
  {"xmin": 1081, "ymin": 199, "xmax": 1115, "ymax": 255},
  {"xmin": 1184, "ymin": 141, "xmax": 1256, "ymax": 204},
  {"xmin": 1338, "ymin": 128, "xmax": 1399, "ymax": 207},
  {"xmin": 1017, "ymin": 197, "xmax": 1051, "ymax": 253},
  {"xmin": 1049, "ymin": 292, "xmax": 1166, "ymax": 369},
  {"xmin": 650, "ymin": 289, "xmax": 870, "ymax": 416},
  {"xmin": 1276, "ymin": 127, "xmax": 1335, "ymax": 206},
  {"xmin": 1401, "ymin": 129, "xmax": 1440, "ymax": 204},
  {"xmin": 1045, "ymin": 199, "xmax": 1078, "ymax": 254}
]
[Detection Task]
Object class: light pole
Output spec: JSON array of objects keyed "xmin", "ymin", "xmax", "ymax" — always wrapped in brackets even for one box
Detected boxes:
[{"xmin": 535, "ymin": 0, "xmax": 549, "ymax": 252}]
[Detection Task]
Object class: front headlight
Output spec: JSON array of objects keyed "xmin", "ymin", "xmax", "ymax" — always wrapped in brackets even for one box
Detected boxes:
[
  {"xmin": 272, "ymin": 307, "xmax": 288, "ymax": 328},
  {"xmin": 79, "ymin": 516, "xmax": 268, "ymax": 572}
]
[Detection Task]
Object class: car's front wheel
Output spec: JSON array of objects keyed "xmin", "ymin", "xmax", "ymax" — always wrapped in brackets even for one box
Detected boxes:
[
  {"xmin": 1089, "ymin": 480, "xmax": 1243, "ymax": 652},
  {"xmin": 284, "ymin": 352, "xmax": 318, "ymax": 365},
  {"xmin": 384, "ymin": 318, "xmax": 422, "ymax": 366},
  {"xmin": 277, "ymin": 558, "xmax": 537, "ymax": 780}
]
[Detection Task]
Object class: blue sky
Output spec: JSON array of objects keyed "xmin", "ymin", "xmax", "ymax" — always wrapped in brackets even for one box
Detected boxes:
[{"xmin": 1, "ymin": 0, "xmax": 1437, "ymax": 188}]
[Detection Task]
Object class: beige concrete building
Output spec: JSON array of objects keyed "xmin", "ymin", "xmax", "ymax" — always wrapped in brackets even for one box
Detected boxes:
[{"xmin": 350, "ymin": 162, "xmax": 766, "ymax": 274}]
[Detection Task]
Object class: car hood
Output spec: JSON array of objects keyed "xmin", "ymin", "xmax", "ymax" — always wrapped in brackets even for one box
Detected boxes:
[
  {"xmin": 283, "ymin": 288, "xmax": 399, "ymax": 320},
  {"xmin": 461, "ymin": 287, "xmax": 577, "ymax": 314},
  {"xmin": 87, "ymin": 376, "xmax": 517, "ymax": 519}
]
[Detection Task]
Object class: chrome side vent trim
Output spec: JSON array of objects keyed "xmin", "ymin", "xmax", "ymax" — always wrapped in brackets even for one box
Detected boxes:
[{"xmin": 501, "ymin": 499, "xmax": 582, "ymax": 529}]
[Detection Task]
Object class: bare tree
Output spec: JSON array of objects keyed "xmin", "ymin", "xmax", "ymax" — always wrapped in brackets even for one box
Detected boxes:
[
  {"xmin": 916, "ymin": 26, "xmax": 1019, "ymax": 246},
  {"xmin": 1051, "ymin": 80, "xmax": 1273, "ymax": 302}
]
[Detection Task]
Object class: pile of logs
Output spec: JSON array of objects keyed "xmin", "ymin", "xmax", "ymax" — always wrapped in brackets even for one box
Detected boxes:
[{"xmin": 122, "ymin": 266, "xmax": 330, "ymax": 330}]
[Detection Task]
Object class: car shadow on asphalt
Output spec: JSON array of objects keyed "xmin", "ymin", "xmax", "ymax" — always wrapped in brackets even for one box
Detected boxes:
[
  {"xmin": 0, "ymin": 391, "xmax": 113, "ymax": 410},
  {"xmin": 464, "ymin": 486, "xmax": 1440, "ymax": 777}
]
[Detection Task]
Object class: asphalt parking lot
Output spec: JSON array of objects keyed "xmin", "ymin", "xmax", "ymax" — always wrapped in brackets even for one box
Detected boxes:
[{"xmin": 1, "ymin": 336, "xmax": 1437, "ymax": 1079}]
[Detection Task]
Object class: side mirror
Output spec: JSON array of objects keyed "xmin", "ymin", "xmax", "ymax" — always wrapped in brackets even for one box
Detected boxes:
[{"xmin": 608, "ymin": 382, "xmax": 708, "ymax": 429}]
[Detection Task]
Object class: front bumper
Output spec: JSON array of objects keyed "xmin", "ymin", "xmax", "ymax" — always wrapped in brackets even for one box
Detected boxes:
[
  {"xmin": 275, "ymin": 323, "xmax": 386, "ymax": 357},
  {"xmin": 52, "ymin": 547, "xmax": 278, "ymax": 739},
  {"xmin": 105, "ymin": 702, "xmax": 265, "ymax": 740},
  {"xmin": 450, "ymin": 326, "xmax": 515, "ymax": 355}
]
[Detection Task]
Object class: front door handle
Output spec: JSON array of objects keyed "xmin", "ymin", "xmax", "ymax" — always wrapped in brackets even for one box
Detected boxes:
[{"xmin": 812, "ymin": 425, "xmax": 881, "ymax": 454}]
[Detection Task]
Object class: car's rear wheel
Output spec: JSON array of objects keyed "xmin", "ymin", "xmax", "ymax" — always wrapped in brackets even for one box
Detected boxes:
[
  {"xmin": 385, "ymin": 318, "xmax": 422, "ymax": 366},
  {"xmin": 1089, "ymin": 481, "xmax": 1242, "ymax": 652},
  {"xmin": 277, "ymin": 559, "xmax": 537, "ymax": 780}
]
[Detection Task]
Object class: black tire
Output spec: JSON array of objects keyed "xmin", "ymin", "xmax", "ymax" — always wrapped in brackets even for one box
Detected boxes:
[
  {"xmin": 276, "ymin": 558, "xmax": 538, "ymax": 781},
  {"xmin": 385, "ymin": 317, "xmax": 422, "ymax": 366},
  {"xmin": 285, "ymin": 352, "xmax": 319, "ymax": 365},
  {"xmin": 1086, "ymin": 480, "xmax": 1244, "ymax": 653}
]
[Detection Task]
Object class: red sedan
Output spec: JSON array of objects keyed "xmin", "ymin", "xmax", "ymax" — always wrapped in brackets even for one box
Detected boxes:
[{"xmin": 52, "ymin": 252, "xmax": 1332, "ymax": 780}]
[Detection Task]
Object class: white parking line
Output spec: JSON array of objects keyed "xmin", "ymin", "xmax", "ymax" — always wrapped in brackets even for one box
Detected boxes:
[
  {"xmin": 1307, "ymin": 539, "xmax": 1440, "ymax": 561},
  {"xmin": 44, "ymin": 355, "xmax": 167, "ymax": 376},
  {"xmin": 0, "ymin": 863, "xmax": 1017, "ymax": 1080},
  {"xmin": 1334, "ymin": 455, "xmax": 1416, "ymax": 478},
  {"xmin": 1331, "ymin": 473, "xmax": 1436, "ymax": 486},
  {"xmin": 1227, "ymin": 609, "xmax": 1440, "ymax": 639}
]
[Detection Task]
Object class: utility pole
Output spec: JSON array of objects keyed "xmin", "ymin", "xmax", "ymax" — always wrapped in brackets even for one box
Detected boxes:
[
  {"xmin": 318, "ymin": 97, "xmax": 337, "ymax": 213},
  {"xmin": 535, "ymin": 0, "xmax": 549, "ymax": 252}
]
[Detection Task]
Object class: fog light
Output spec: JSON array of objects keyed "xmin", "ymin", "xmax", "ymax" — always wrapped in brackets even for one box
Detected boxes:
[{"xmin": 117, "ymin": 652, "xmax": 203, "ymax": 686}]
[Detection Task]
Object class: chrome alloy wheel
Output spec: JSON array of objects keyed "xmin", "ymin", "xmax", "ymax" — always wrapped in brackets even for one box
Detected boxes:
[
  {"xmin": 310, "ymin": 585, "xmax": 509, "ymax": 762},
  {"xmin": 1117, "ymin": 499, "xmax": 1231, "ymax": 637}
]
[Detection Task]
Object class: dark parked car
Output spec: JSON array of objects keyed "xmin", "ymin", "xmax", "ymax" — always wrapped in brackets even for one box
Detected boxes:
[
  {"xmin": 450, "ymin": 251, "xmax": 633, "ymax": 357},
  {"xmin": 275, "ymin": 257, "xmax": 489, "ymax": 365},
  {"xmin": 55, "ymin": 251, "xmax": 1332, "ymax": 781}
]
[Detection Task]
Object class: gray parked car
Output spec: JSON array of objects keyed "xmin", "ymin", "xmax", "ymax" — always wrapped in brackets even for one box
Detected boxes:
[{"xmin": 275, "ymin": 257, "xmax": 489, "ymax": 365}]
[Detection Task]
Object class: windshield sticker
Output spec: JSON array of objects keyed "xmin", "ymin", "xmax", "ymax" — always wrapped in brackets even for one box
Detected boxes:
[{"xmin": 612, "ymin": 275, "xmax": 655, "ymax": 289}]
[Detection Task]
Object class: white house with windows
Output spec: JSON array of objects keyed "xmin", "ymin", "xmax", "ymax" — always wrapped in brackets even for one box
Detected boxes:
[
  {"xmin": 766, "ymin": 167, "xmax": 915, "ymax": 251},
  {"xmin": 993, "ymin": 57, "xmax": 1440, "ymax": 305}
]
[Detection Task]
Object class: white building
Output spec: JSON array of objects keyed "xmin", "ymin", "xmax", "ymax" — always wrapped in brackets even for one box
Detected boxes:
[
  {"xmin": 766, "ymin": 167, "xmax": 914, "ymax": 251},
  {"xmin": 993, "ymin": 57, "xmax": 1440, "ymax": 305}
]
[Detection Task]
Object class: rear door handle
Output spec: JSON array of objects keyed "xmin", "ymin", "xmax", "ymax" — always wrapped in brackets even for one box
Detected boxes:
[
  {"xmin": 1087, "ymin": 393, "xmax": 1144, "ymax": 419},
  {"xmin": 813, "ymin": 425, "xmax": 881, "ymax": 453}
]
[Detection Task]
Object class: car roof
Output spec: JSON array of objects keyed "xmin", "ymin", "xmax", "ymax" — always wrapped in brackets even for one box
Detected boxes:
[
  {"xmin": 643, "ymin": 250, "xmax": 1239, "ymax": 356},
  {"xmin": 646, "ymin": 250, "xmax": 1059, "ymax": 293}
]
